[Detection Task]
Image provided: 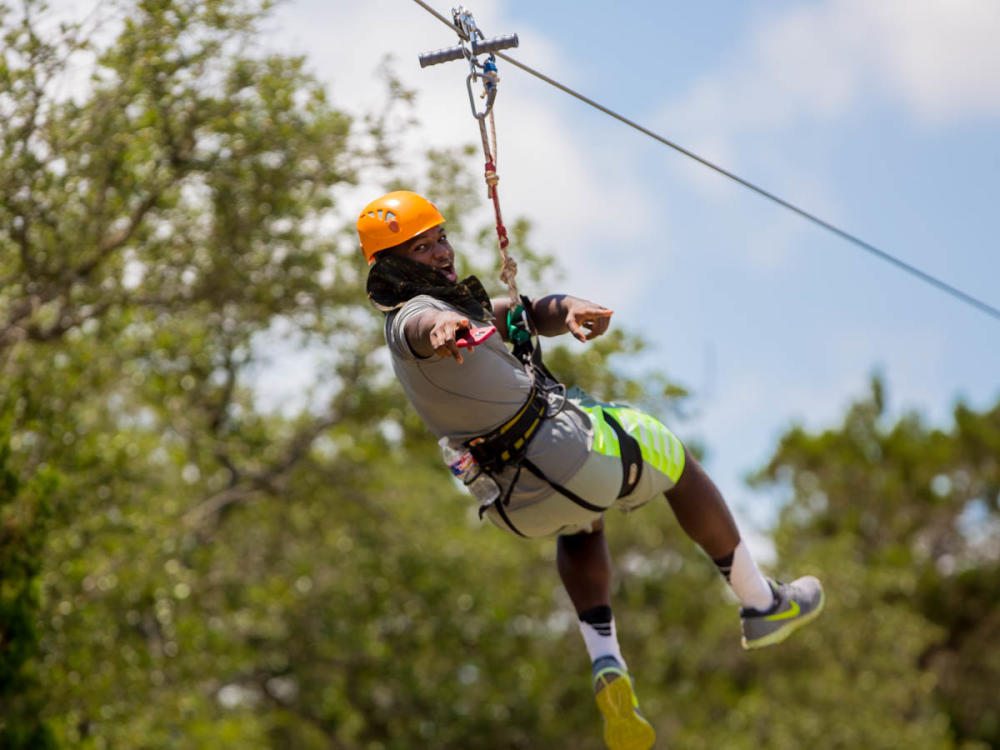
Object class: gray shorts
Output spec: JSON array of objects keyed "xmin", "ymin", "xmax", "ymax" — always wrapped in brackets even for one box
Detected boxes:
[{"xmin": 483, "ymin": 393, "xmax": 686, "ymax": 538}]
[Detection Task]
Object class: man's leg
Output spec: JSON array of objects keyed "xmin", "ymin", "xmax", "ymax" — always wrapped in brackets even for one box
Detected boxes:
[
  {"xmin": 557, "ymin": 519, "xmax": 612, "ymax": 617},
  {"xmin": 557, "ymin": 519, "xmax": 627, "ymax": 667},
  {"xmin": 661, "ymin": 448, "xmax": 739, "ymax": 558},
  {"xmin": 664, "ymin": 447, "xmax": 824, "ymax": 648},
  {"xmin": 557, "ymin": 520, "xmax": 655, "ymax": 750},
  {"xmin": 663, "ymin": 448, "xmax": 774, "ymax": 610}
]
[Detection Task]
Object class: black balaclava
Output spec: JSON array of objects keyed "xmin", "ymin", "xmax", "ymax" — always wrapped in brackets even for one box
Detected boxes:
[{"xmin": 366, "ymin": 253, "xmax": 493, "ymax": 321}]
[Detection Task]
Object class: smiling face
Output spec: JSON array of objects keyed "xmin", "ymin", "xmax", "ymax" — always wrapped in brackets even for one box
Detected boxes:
[{"xmin": 389, "ymin": 224, "xmax": 457, "ymax": 282}]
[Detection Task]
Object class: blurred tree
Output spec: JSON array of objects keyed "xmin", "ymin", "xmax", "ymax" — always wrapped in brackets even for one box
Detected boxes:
[
  {"xmin": 0, "ymin": 0, "xmax": 364, "ymax": 744},
  {"xmin": 747, "ymin": 376, "xmax": 999, "ymax": 750},
  {"xmin": 0, "ymin": 427, "xmax": 59, "ymax": 748}
]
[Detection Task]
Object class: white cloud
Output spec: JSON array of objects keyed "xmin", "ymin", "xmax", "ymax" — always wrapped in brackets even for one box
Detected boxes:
[
  {"xmin": 658, "ymin": 0, "xmax": 1000, "ymax": 144},
  {"xmin": 866, "ymin": 0, "xmax": 1000, "ymax": 122},
  {"xmin": 639, "ymin": 0, "xmax": 1000, "ymax": 278}
]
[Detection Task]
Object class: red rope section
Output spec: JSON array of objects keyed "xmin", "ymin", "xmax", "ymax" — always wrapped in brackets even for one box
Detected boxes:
[{"xmin": 484, "ymin": 157, "xmax": 509, "ymax": 250}]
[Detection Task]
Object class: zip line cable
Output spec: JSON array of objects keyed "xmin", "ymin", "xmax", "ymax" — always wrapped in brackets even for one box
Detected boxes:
[{"xmin": 409, "ymin": 0, "xmax": 1000, "ymax": 324}]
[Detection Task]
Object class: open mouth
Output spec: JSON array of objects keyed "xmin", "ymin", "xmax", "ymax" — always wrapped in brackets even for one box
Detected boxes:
[{"xmin": 438, "ymin": 262, "xmax": 457, "ymax": 282}]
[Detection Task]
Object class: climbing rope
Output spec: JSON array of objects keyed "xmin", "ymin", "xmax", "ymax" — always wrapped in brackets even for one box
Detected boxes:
[
  {"xmin": 484, "ymin": 110, "xmax": 519, "ymax": 300},
  {"xmin": 418, "ymin": 5, "xmax": 521, "ymax": 305}
]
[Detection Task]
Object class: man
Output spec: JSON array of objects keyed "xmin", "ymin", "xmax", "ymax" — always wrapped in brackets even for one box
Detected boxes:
[{"xmin": 360, "ymin": 190, "xmax": 824, "ymax": 750}]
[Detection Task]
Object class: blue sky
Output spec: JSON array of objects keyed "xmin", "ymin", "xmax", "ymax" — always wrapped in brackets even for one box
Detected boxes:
[{"xmin": 264, "ymin": 0, "xmax": 1000, "ymax": 538}]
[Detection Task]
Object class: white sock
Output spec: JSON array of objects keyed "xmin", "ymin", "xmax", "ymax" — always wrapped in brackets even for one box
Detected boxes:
[
  {"xmin": 578, "ymin": 606, "xmax": 627, "ymax": 669},
  {"xmin": 726, "ymin": 540, "xmax": 775, "ymax": 611}
]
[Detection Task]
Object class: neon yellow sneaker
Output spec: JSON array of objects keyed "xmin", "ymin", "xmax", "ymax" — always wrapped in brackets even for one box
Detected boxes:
[
  {"xmin": 740, "ymin": 576, "xmax": 825, "ymax": 650},
  {"xmin": 592, "ymin": 655, "xmax": 655, "ymax": 750}
]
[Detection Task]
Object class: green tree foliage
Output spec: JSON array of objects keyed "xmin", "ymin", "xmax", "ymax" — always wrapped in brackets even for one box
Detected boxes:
[
  {"xmin": 0, "ymin": 427, "xmax": 59, "ymax": 748},
  {"xmin": 749, "ymin": 376, "xmax": 999, "ymax": 750},
  {"xmin": 1, "ymin": 0, "xmax": 367, "ymax": 744}
]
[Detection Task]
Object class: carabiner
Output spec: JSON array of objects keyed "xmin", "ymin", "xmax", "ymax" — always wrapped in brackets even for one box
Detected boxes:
[{"xmin": 466, "ymin": 68, "xmax": 497, "ymax": 120}]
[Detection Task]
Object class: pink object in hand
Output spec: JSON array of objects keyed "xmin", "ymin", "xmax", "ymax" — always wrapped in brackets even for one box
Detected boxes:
[{"xmin": 456, "ymin": 325, "xmax": 497, "ymax": 348}]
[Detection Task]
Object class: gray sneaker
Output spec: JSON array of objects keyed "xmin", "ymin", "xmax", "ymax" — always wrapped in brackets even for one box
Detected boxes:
[{"xmin": 740, "ymin": 576, "xmax": 825, "ymax": 650}]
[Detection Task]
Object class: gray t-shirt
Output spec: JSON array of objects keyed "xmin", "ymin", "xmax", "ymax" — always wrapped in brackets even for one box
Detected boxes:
[{"xmin": 385, "ymin": 295, "xmax": 592, "ymax": 503}]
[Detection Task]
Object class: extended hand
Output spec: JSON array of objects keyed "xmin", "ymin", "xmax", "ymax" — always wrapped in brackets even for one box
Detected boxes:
[
  {"xmin": 565, "ymin": 300, "xmax": 613, "ymax": 343},
  {"xmin": 429, "ymin": 311, "xmax": 473, "ymax": 364}
]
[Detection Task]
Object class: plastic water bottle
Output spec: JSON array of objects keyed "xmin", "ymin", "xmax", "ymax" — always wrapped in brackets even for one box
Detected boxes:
[{"xmin": 439, "ymin": 438, "xmax": 500, "ymax": 505}]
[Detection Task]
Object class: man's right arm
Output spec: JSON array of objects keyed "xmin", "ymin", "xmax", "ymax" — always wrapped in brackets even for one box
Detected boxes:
[
  {"xmin": 403, "ymin": 309, "xmax": 473, "ymax": 364},
  {"xmin": 492, "ymin": 294, "xmax": 614, "ymax": 342}
]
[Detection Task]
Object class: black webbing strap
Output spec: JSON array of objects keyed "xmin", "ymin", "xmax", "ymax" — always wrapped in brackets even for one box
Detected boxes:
[
  {"xmin": 522, "ymin": 459, "xmax": 606, "ymax": 513},
  {"xmin": 601, "ymin": 410, "xmax": 643, "ymax": 499},
  {"xmin": 490, "ymin": 493, "xmax": 527, "ymax": 537},
  {"xmin": 467, "ymin": 386, "xmax": 547, "ymax": 472},
  {"xmin": 480, "ymin": 463, "xmax": 527, "ymax": 537}
]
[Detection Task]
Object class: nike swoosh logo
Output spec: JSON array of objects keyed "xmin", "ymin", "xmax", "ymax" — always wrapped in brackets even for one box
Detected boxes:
[{"xmin": 766, "ymin": 600, "xmax": 800, "ymax": 621}]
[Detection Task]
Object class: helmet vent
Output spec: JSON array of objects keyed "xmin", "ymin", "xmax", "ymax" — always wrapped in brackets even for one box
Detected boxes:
[{"xmin": 365, "ymin": 209, "xmax": 397, "ymax": 225}]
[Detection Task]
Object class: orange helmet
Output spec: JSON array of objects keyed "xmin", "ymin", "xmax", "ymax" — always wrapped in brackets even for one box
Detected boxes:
[{"xmin": 357, "ymin": 190, "xmax": 446, "ymax": 264}]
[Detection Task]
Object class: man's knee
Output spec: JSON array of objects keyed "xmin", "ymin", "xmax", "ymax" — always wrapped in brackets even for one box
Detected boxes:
[
  {"xmin": 664, "ymin": 445, "xmax": 700, "ymax": 499},
  {"xmin": 559, "ymin": 516, "xmax": 605, "ymax": 540}
]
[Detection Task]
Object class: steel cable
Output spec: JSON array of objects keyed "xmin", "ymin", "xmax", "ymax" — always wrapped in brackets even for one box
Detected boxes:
[{"xmin": 409, "ymin": 0, "xmax": 1000, "ymax": 323}]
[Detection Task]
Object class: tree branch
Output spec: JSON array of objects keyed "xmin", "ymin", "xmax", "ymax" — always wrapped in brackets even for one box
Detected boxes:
[
  {"xmin": 22, "ymin": 298, "xmax": 116, "ymax": 343},
  {"xmin": 94, "ymin": 189, "xmax": 163, "ymax": 258},
  {"xmin": 250, "ymin": 669, "xmax": 360, "ymax": 750}
]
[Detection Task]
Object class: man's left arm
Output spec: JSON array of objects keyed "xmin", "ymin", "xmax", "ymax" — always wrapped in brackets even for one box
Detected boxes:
[{"xmin": 490, "ymin": 294, "xmax": 613, "ymax": 343}]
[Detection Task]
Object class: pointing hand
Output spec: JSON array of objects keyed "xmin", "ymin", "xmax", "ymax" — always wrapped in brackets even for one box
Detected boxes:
[{"xmin": 429, "ymin": 312, "xmax": 473, "ymax": 364}]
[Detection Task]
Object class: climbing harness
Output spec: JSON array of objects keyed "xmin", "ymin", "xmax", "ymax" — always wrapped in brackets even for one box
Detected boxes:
[
  {"xmin": 468, "ymin": 385, "xmax": 645, "ymax": 539},
  {"xmin": 466, "ymin": 383, "xmax": 547, "ymax": 473}
]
